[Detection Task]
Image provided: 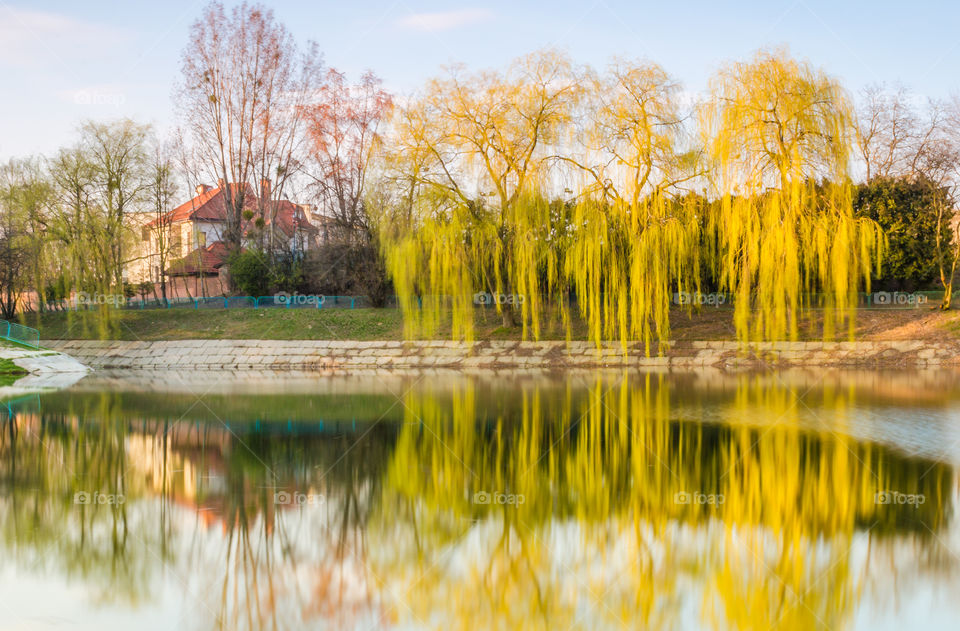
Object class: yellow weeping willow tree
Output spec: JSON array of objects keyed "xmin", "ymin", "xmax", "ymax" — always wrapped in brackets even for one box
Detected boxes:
[
  {"xmin": 382, "ymin": 191, "xmax": 560, "ymax": 342},
  {"xmin": 381, "ymin": 53, "xmax": 704, "ymax": 347},
  {"xmin": 380, "ymin": 51, "xmax": 575, "ymax": 342},
  {"xmin": 381, "ymin": 48, "xmax": 883, "ymax": 345},
  {"xmin": 700, "ymin": 49, "xmax": 884, "ymax": 342},
  {"xmin": 561, "ymin": 60, "xmax": 704, "ymax": 349}
]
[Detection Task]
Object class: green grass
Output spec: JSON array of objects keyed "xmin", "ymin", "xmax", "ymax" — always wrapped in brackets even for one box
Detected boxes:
[
  {"xmin": 27, "ymin": 306, "xmax": 589, "ymax": 342},
  {"xmin": 21, "ymin": 304, "xmax": 948, "ymax": 343},
  {"xmin": 0, "ymin": 357, "xmax": 28, "ymax": 386},
  {"xmin": 0, "ymin": 337, "xmax": 39, "ymax": 350},
  {"xmin": 29, "ymin": 308, "xmax": 404, "ymax": 341}
]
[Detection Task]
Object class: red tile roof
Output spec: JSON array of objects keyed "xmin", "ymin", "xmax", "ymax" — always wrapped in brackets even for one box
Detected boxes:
[
  {"xmin": 150, "ymin": 183, "xmax": 318, "ymax": 239},
  {"xmin": 166, "ymin": 241, "xmax": 231, "ymax": 276}
]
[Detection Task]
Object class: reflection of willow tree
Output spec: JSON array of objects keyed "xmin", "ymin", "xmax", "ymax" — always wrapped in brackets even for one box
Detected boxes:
[
  {"xmin": 0, "ymin": 392, "xmax": 158, "ymax": 603},
  {"xmin": 372, "ymin": 375, "xmax": 952, "ymax": 631}
]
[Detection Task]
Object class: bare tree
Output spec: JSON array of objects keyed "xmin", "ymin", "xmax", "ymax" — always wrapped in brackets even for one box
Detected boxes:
[
  {"xmin": 176, "ymin": 1, "xmax": 323, "ymax": 257},
  {"xmin": 303, "ymin": 69, "xmax": 392, "ymax": 242},
  {"xmin": 930, "ymin": 97, "xmax": 960, "ymax": 307},
  {"xmin": 855, "ymin": 84, "xmax": 959, "ymax": 185},
  {"xmin": 146, "ymin": 144, "xmax": 180, "ymax": 302},
  {"xmin": 854, "ymin": 86, "xmax": 960, "ymax": 307},
  {"xmin": 854, "ymin": 84, "xmax": 918, "ymax": 182}
]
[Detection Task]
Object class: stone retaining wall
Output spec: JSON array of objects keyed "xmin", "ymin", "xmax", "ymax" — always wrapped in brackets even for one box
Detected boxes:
[
  {"xmin": 43, "ymin": 339, "xmax": 960, "ymax": 371},
  {"xmin": 1, "ymin": 347, "xmax": 89, "ymax": 375}
]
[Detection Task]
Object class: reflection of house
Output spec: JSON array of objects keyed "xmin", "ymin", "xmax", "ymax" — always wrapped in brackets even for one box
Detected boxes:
[{"xmin": 126, "ymin": 179, "xmax": 333, "ymax": 293}]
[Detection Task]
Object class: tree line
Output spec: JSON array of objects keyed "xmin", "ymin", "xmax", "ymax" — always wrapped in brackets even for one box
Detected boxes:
[
  {"xmin": 377, "ymin": 49, "xmax": 959, "ymax": 344},
  {"xmin": 1, "ymin": 2, "xmax": 958, "ymax": 343},
  {"xmin": 0, "ymin": 2, "xmax": 390, "ymax": 325}
]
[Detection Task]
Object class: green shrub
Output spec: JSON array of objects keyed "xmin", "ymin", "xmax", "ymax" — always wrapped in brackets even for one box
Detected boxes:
[
  {"xmin": 227, "ymin": 249, "xmax": 272, "ymax": 296},
  {"xmin": 854, "ymin": 177, "xmax": 953, "ymax": 291},
  {"xmin": 227, "ymin": 249, "xmax": 303, "ymax": 295}
]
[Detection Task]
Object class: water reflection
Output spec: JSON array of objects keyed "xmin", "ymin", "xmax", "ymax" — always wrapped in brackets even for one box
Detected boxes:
[{"xmin": 1, "ymin": 370, "xmax": 958, "ymax": 630}]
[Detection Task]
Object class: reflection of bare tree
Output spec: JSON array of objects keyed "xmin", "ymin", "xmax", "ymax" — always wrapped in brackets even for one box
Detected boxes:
[{"xmin": 168, "ymin": 426, "xmax": 398, "ymax": 631}]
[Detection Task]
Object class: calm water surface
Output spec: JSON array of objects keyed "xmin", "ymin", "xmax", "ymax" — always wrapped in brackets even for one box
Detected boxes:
[{"xmin": 2, "ymin": 369, "xmax": 960, "ymax": 630}]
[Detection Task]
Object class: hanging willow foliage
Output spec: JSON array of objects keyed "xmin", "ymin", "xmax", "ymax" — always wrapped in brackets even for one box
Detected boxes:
[
  {"xmin": 383, "ymin": 191, "xmax": 561, "ymax": 342},
  {"xmin": 380, "ymin": 51, "xmax": 577, "ymax": 342},
  {"xmin": 561, "ymin": 59, "xmax": 703, "ymax": 351},
  {"xmin": 381, "ymin": 49, "xmax": 883, "ymax": 345},
  {"xmin": 563, "ymin": 195, "xmax": 701, "ymax": 351},
  {"xmin": 701, "ymin": 49, "xmax": 883, "ymax": 342},
  {"xmin": 380, "ymin": 52, "xmax": 703, "ymax": 346}
]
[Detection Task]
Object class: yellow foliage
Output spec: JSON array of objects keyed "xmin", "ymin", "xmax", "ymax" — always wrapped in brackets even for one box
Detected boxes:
[
  {"xmin": 380, "ymin": 48, "xmax": 883, "ymax": 345},
  {"xmin": 700, "ymin": 49, "xmax": 883, "ymax": 341},
  {"xmin": 371, "ymin": 374, "xmax": 947, "ymax": 629}
]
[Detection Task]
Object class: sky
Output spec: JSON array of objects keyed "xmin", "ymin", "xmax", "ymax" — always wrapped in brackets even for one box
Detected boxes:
[{"xmin": 1, "ymin": 0, "xmax": 959, "ymax": 159}]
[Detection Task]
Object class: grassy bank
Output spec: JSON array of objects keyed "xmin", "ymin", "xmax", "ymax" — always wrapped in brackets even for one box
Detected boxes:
[
  {"xmin": 28, "ymin": 307, "xmax": 585, "ymax": 342},
  {"xmin": 1, "ymin": 340, "xmax": 31, "ymax": 386},
  {"xmin": 22, "ymin": 306, "xmax": 960, "ymax": 342},
  {"xmin": 0, "ymin": 357, "xmax": 28, "ymax": 386}
]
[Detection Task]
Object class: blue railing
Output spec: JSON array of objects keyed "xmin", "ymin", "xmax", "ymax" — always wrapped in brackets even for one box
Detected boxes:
[
  {"xmin": 53, "ymin": 295, "xmax": 391, "ymax": 311},
  {"xmin": 44, "ymin": 290, "xmax": 949, "ymax": 313},
  {"xmin": 0, "ymin": 320, "xmax": 40, "ymax": 348}
]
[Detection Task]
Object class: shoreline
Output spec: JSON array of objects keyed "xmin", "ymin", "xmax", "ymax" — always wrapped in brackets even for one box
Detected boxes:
[
  {"xmin": 0, "ymin": 345, "xmax": 90, "ymax": 399},
  {"xmin": 44, "ymin": 339, "xmax": 960, "ymax": 371}
]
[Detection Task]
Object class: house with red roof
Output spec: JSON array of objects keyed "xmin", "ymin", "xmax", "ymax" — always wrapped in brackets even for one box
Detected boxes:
[{"xmin": 125, "ymin": 179, "xmax": 333, "ymax": 297}]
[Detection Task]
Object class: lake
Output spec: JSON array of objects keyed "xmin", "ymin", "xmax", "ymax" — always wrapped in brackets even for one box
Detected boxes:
[{"xmin": 1, "ymin": 368, "xmax": 959, "ymax": 630}]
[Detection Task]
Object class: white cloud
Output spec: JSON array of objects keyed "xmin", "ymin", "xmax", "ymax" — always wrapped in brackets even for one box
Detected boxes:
[
  {"xmin": 397, "ymin": 8, "xmax": 494, "ymax": 32},
  {"xmin": 0, "ymin": 6, "xmax": 126, "ymax": 68}
]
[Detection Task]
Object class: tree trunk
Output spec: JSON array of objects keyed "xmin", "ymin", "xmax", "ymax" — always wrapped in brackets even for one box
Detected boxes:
[
  {"xmin": 941, "ymin": 254, "xmax": 958, "ymax": 310},
  {"xmin": 500, "ymin": 303, "xmax": 516, "ymax": 328}
]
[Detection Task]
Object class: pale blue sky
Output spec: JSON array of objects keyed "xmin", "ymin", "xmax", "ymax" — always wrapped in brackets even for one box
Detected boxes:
[{"xmin": 1, "ymin": 0, "xmax": 957, "ymax": 159}]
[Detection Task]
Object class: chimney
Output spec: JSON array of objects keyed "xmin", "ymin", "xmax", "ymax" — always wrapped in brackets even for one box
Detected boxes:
[
  {"xmin": 260, "ymin": 178, "xmax": 271, "ymax": 202},
  {"xmin": 195, "ymin": 184, "xmax": 210, "ymax": 196}
]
